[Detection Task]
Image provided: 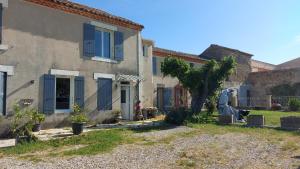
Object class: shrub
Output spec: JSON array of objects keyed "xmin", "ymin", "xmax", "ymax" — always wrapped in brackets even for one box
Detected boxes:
[
  {"xmin": 164, "ymin": 107, "xmax": 190, "ymax": 125},
  {"xmin": 205, "ymin": 96, "xmax": 217, "ymax": 115},
  {"xmin": 288, "ymin": 98, "xmax": 300, "ymax": 111},
  {"xmin": 187, "ymin": 113, "xmax": 216, "ymax": 124},
  {"xmin": 11, "ymin": 103, "xmax": 37, "ymax": 142},
  {"xmin": 30, "ymin": 109, "xmax": 45, "ymax": 124},
  {"xmin": 70, "ymin": 104, "xmax": 89, "ymax": 123},
  {"xmin": 71, "ymin": 113, "xmax": 88, "ymax": 123}
]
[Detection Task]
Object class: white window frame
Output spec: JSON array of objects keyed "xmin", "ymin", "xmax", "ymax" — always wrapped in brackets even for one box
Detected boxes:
[
  {"xmin": 0, "ymin": 65, "xmax": 13, "ymax": 76},
  {"xmin": 50, "ymin": 69, "xmax": 78, "ymax": 113},
  {"xmin": 94, "ymin": 27, "xmax": 114, "ymax": 60},
  {"xmin": 54, "ymin": 75, "xmax": 75, "ymax": 114},
  {"xmin": 93, "ymin": 73, "xmax": 115, "ymax": 80}
]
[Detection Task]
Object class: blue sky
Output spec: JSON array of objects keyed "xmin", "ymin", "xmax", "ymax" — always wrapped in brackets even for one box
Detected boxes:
[{"xmin": 72, "ymin": 0, "xmax": 300, "ymax": 65}]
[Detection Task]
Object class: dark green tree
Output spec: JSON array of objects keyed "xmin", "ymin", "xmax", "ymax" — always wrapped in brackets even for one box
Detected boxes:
[{"xmin": 161, "ymin": 56, "xmax": 237, "ymax": 114}]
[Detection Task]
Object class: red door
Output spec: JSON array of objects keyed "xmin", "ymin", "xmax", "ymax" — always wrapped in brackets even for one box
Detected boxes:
[{"xmin": 174, "ymin": 84, "xmax": 188, "ymax": 109}]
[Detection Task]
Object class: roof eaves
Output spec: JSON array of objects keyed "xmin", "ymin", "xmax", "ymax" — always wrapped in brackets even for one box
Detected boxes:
[
  {"xmin": 210, "ymin": 44, "xmax": 253, "ymax": 57},
  {"xmin": 153, "ymin": 47, "xmax": 208, "ymax": 63},
  {"xmin": 24, "ymin": 0, "xmax": 144, "ymax": 31}
]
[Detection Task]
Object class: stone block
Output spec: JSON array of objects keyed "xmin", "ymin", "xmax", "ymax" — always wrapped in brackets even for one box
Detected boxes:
[
  {"xmin": 247, "ymin": 115, "xmax": 264, "ymax": 127},
  {"xmin": 218, "ymin": 115, "xmax": 233, "ymax": 125},
  {"xmin": 280, "ymin": 116, "xmax": 300, "ymax": 130}
]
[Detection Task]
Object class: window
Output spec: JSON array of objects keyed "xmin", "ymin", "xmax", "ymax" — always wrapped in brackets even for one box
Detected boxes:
[
  {"xmin": 121, "ymin": 90, "xmax": 126, "ymax": 103},
  {"xmin": 143, "ymin": 45, "xmax": 148, "ymax": 57},
  {"xmin": 95, "ymin": 29, "xmax": 111, "ymax": 59},
  {"xmin": 152, "ymin": 57, "xmax": 157, "ymax": 75},
  {"xmin": 190, "ymin": 63, "xmax": 194, "ymax": 68},
  {"xmin": 56, "ymin": 78, "xmax": 71, "ymax": 110},
  {"xmin": 0, "ymin": 72, "xmax": 6, "ymax": 115}
]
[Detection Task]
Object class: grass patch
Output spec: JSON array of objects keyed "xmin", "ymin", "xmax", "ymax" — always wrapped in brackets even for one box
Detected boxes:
[
  {"xmin": 0, "ymin": 129, "xmax": 134, "ymax": 156},
  {"xmin": 177, "ymin": 159, "xmax": 196, "ymax": 168},
  {"xmin": 250, "ymin": 110, "xmax": 300, "ymax": 126},
  {"xmin": 187, "ymin": 123, "xmax": 300, "ymax": 143},
  {"xmin": 130, "ymin": 123, "xmax": 174, "ymax": 133},
  {"xmin": 281, "ymin": 141, "xmax": 300, "ymax": 151}
]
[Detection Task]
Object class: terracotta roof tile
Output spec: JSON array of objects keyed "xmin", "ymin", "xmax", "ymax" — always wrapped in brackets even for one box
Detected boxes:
[
  {"xmin": 24, "ymin": 0, "xmax": 144, "ymax": 30},
  {"xmin": 153, "ymin": 47, "xmax": 207, "ymax": 64}
]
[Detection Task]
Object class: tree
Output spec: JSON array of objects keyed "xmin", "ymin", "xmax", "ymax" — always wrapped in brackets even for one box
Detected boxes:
[{"xmin": 161, "ymin": 56, "xmax": 237, "ymax": 114}]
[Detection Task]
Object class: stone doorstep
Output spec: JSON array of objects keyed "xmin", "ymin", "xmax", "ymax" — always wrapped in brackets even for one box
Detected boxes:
[{"xmin": 0, "ymin": 139, "xmax": 16, "ymax": 148}]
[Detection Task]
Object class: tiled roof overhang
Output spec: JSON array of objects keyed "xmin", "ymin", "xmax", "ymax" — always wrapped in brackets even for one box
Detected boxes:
[
  {"xmin": 153, "ymin": 47, "xmax": 207, "ymax": 64},
  {"xmin": 24, "ymin": 0, "xmax": 144, "ymax": 31}
]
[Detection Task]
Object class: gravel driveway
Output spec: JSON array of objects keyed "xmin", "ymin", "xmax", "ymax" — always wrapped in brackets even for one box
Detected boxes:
[{"xmin": 0, "ymin": 126, "xmax": 299, "ymax": 169}]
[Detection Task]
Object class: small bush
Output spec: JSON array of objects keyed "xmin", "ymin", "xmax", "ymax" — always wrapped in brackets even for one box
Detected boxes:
[
  {"xmin": 205, "ymin": 98, "xmax": 217, "ymax": 115},
  {"xmin": 288, "ymin": 98, "xmax": 300, "ymax": 111},
  {"xmin": 187, "ymin": 113, "xmax": 216, "ymax": 124},
  {"xmin": 164, "ymin": 107, "xmax": 190, "ymax": 125}
]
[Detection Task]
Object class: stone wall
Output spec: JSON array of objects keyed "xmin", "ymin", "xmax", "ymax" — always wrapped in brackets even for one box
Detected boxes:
[
  {"xmin": 251, "ymin": 59, "xmax": 275, "ymax": 72},
  {"xmin": 200, "ymin": 44, "xmax": 252, "ymax": 84},
  {"xmin": 247, "ymin": 68, "xmax": 300, "ymax": 97}
]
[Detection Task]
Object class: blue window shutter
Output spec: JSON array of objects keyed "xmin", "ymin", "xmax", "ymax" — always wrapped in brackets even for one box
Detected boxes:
[
  {"xmin": 106, "ymin": 79, "xmax": 112, "ymax": 110},
  {"xmin": 152, "ymin": 57, "xmax": 157, "ymax": 75},
  {"xmin": 74, "ymin": 76, "xmax": 85, "ymax": 108},
  {"xmin": 114, "ymin": 31, "xmax": 124, "ymax": 61},
  {"xmin": 43, "ymin": 74, "xmax": 55, "ymax": 114},
  {"xmin": 97, "ymin": 78, "xmax": 112, "ymax": 111},
  {"xmin": 83, "ymin": 23, "xmax": 95, "ymax": 57},
  {"xmin": 163, "ymin": 88, "xmax": 172, "ymax": 109}
]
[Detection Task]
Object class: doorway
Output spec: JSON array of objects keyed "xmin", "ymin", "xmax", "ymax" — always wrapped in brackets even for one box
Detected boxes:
[
  {"xmin": 175, "ymin": 85, "xmax": 188, "ymax": 108},
  {"xmin": 0, "ymin": 72, "xmax": 6, "ymax": 116},
  {"xmin": 56, "ymin": 78, "xmax": 71, "ymax": 111},
  {"xmin": 157, "ymin": 87, "xmax": 164, "ymax": 110},
  {"xmin": 121, "ymin": 85, "xmax": 130, "ymax": 120}
]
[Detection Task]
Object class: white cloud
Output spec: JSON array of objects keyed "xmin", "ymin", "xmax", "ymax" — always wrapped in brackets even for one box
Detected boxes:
[{"xmin": 295, "ymin": 35, "xmax": 300, "ymax": 43}]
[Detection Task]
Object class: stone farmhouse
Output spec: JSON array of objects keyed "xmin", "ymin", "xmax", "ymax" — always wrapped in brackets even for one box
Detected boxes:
[{"xmin": 0, "ymin": 0, "xmax": 299, "ymax": 134}]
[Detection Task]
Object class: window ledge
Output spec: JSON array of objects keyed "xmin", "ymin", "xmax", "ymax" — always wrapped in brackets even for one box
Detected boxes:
[
  {"xmin": 0, "ymin": 45, "xmax": 9, "ymax": 52},
  {"xmin": 91, "ymin": 57, "xmax": 118, "ymax": 64}
]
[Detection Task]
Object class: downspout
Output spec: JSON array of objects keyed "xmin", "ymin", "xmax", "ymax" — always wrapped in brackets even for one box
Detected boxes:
[{"xmin": 137, "ymin": 31, "xmax": 143, "ymax": 105}]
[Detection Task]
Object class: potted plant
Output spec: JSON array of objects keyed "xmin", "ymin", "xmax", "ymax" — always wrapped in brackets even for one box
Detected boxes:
[
  {"xmin": 71, "ymin": 104, "xmax": 88, "ymax": 135},
  {"xmin": 31, "ymin": 109, "xmax": 45, "ymax": 132},
  {"xmin": 11, "ymin": 104, "xmax": 37, "ymax": 144}
]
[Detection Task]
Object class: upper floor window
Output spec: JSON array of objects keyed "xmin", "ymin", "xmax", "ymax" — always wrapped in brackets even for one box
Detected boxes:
[
  {"xmin": 83, "ymin": 23, "xmax": 124, "ymax": 62},
  {"xmin": 152, "ymin": 56, "xmax": 157, "ymax": 75},
  {"xmin": 143, "ymin": 45, "xmax": 148, "ymax": 57},
  {"xmin": 95, "ymin": 29, "xmax": 112, "ymax": 59}
]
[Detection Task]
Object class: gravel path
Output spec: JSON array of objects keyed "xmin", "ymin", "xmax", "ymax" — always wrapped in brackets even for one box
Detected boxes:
[{"xmin": 0, "ymin": 126, "xmax": 299, "ymax": 169}]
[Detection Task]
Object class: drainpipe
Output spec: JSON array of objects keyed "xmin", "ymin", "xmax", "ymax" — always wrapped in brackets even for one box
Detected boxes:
[{"xmin": 137, "ymin": 31, "xmax": 143, "ymax": 105}]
